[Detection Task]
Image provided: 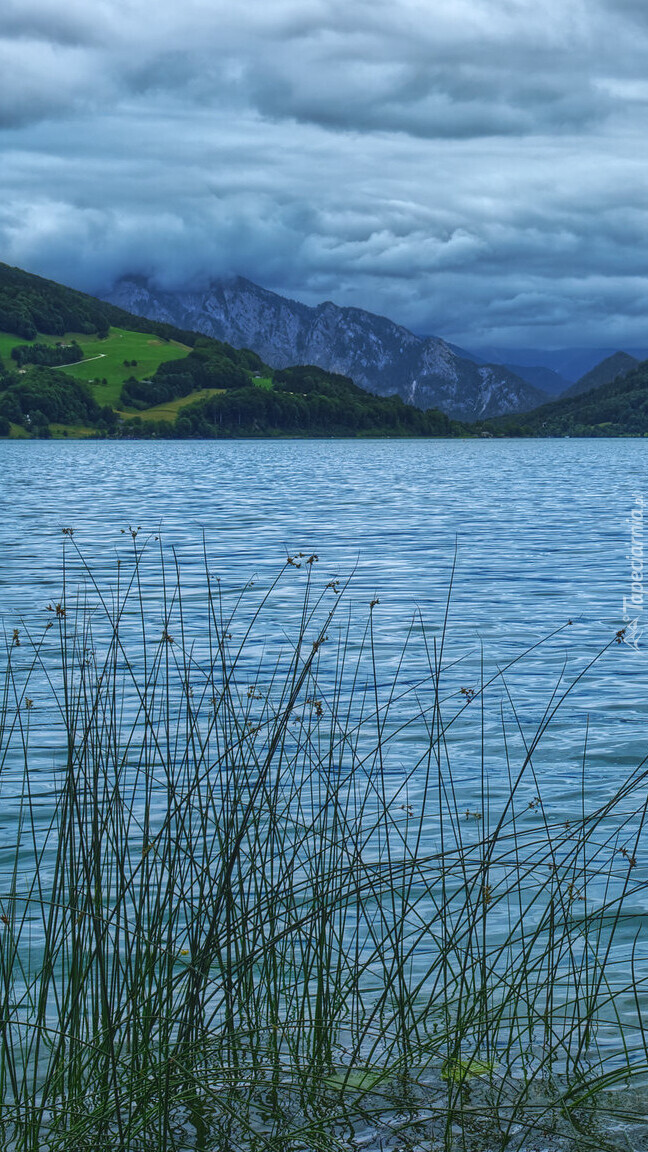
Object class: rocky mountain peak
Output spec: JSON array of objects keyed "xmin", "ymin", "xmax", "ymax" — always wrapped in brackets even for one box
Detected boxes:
[{"xmin": 105, "ymin": 275, "xmax": 548, "ymax": 420}]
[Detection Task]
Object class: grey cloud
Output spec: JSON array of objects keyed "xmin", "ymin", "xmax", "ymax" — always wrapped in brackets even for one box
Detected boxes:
[
  {"xmin": 1, "ymin": 0, "xmax": 112, "ymax": 46},
  {"xmin": 1, "ymin": 0, "xmax": 648, "ymax": 350},
  {"xmin": 0, "ymin": 0, "xmax": 641, "ymax": 137},
  {"xmin": 0, "ymin": 41, "xmax": 113, "ymax": 128}
]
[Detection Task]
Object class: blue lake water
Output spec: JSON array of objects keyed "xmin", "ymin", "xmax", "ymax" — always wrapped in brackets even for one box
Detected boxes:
[
  {"xmin": 2, "ymin": 436, "xmax": 648, "ymax": 824},
  {"xmin": 2, "ymin": 435, "xmax": 646, "ymax": 731},
  {"xmin": 1, "ymin": 436, "xmax": 645, "ymax": 632},
  {"xmin": 2, "ymin": 437, "xmax": 648, "ymax": 1086}
]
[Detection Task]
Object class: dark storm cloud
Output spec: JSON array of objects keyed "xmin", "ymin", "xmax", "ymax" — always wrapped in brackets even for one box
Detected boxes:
[
  {"xmin": 1, "ymin": 0, "xmax": 648, "ymax": 348},
  {"xmin": 0, "ymin": 0, "xmax": 615, "ymax": 135},
  {"xmin": 1, "ymin": 0, "xmax": 107, "ymax": 46}
]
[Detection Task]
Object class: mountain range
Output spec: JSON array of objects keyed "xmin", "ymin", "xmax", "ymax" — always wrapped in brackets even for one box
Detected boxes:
[
  {"xmin": 105, "ymin": 276, "xmax": 548, "ymax": 421},
  {"xmin": 1, "ymin": 258, "xmax": 646, "ymax": 438},
  {"xmin": 561, "ymin": 352, "xmax": 640, "ymax": 399},
  {"xmin": 464, "ymin": 345, "xmax": 648, "ymax": 384},
  {"xmin": 0, "ymin": 261, "xmax": 457, "ymax": 441},
  {"xmin": 483, "ymin": 355, "xmax": 648, "ymax": 437}
]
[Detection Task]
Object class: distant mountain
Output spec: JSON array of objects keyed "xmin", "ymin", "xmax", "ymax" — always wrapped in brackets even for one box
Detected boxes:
[
  {"xmin": 561, "ymin": 352, "xmax": 639, "ymax": 399},
  {"xmin": 483, "ymin": 358, "xmax": 648, "ymax": 437},
  {"xmin": 0, "ymin": 262, "xmax": 458, "ymax": 441},
  {"xmin": 469, "ymin": 345, "xmax": 648, "ymax": 384},
  {"xmin": 104, "ymin": 276, "xmax": 548, "ymax": 421},
  {"xmin": 504, "ymin": 363, "xmax": 567, "ymax": 396},
  {"xmin": 437, "ymin": 344, "xmax": 566, "ymax": 395}
]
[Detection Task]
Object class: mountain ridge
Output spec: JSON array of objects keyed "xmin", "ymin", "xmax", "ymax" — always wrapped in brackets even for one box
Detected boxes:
[
  {"xmin": 105, "ymin": 275, "xmax": 548, "ymax": 421},
  {"xmin": 561, "ymin": 351, "xmax": 639, "ymax": 399},
  {"xmin": 466, "ymin": 345, "xmax": 648, "ymax": 384},
  {"xmin": 0, "ymin": 261, "xmax": 456, "ymax": 441},
  {"xmin": 481, "ymin": 355, "xmax": 648, "ymax": 437}
]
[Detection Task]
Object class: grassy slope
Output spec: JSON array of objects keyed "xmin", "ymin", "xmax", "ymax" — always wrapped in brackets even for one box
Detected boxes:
[
  {"xmin": 0, "ymin": 263, "xmax": 280, "ymax": 435},
  {"xmin": 131, "ymin": 388, "xmax": 227, "ymax": 422},
  {"xmin": 1, "ymin": 325, "xmax": 274, "ymax": 436},
  {"xmin": 1, "ymin": 327, "xmax": 191, "ymax": 408},
  {"xmin": 0, "ymin": 334, "xmax": 31, "ymax": 360},
  {"xmin": 0, "ymin": 262, "xmax": 452, "ymax": 438}
]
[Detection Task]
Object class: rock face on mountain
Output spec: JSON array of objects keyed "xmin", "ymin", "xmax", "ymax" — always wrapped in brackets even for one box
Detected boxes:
[
  {"xmin": 105, "ymin": 276, "xmax": 548, "ymax": 420},
  {"xmin": 561, "ymin": 352, "xmax": 640, "ymax": 399}
]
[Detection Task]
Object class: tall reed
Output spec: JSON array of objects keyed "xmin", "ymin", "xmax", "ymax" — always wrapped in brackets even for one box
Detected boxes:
[{"xmin": 1, "ymin": 534, "xmax": 647, "ymax": 1151}]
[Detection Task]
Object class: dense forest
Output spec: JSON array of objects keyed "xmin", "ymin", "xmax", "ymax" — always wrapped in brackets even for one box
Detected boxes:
[
  {"xmin": 120, "ymin": 339, "xmax": 266, "ymax": 408},
  {"xmin": 478, "ymin": 360, "xmax": 648, "ymax": 437},
  {"xmin": 11, "ymin": 341, "xmax": 84, "ymax": 368},
  {"xmin": 0, "ymin": 263, "xmax": 215, "ymax": 347},
  {"xmin": 108, "ymin": 368, "xmax": 454, "ymax": 439},
  {"xmin": 170, "ymin": 367, "xmax": 454, "ymax": 438},
  {"xmin": 0, "ymin": 366, "xmax": 107, "ymax": 435},
  {"xmin": 0, "ymin": 360, "xmax": 454, "ymax": 440}
]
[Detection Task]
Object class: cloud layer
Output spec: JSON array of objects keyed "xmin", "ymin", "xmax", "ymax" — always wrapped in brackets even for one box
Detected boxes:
[{"xmin": 2, "ymin": 0, "xmax": 648, "ymax": 349}]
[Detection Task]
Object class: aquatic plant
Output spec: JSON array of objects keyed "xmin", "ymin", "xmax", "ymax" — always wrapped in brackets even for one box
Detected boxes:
[{"xmin": 1, "ymin": 533, "xmax": 647, "ymax": 1150}]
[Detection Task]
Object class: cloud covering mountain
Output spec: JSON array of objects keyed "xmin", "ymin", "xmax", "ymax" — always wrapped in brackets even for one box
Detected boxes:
[
  {"xmin": 2, "ymin": 0, "xmax": 648, "ymax": 350},
  {"xmin": 107, "ymin": 274, "xmax": 548, "ymax": 420}
]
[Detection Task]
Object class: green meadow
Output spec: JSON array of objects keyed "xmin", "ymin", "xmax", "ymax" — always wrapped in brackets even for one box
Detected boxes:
[
  {"xmin": 0, "ymin": 326, "xmax": 191, "ymax": 407},
  {"xmin": 133, "ymin": 387, "xmax": 227, "ymax": 421}
]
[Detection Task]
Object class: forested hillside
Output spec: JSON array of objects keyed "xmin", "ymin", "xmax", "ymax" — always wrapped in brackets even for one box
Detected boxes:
[
  {"xmin": 169, "ymin": 367, "xmax": 453, "ymax": 439},
  {"xmin": 6, "ymin": 260, "xmax": 647, "ymax": 440},
  {"xmin": 0, "ymin": 262, "xmax": 213, "ymax": 347},
  {"xmin": 478, "ymin": 358, "xmax": 648, "ymax": 436},
  {"xmin": 0, "ymin": 264, "xmax": 457, "ymax": 440}
]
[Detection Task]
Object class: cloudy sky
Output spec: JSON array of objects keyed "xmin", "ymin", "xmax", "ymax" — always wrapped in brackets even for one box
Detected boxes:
[{"xmin": 1, "ymin": 0, "xmax": 648, "ymax": 350}]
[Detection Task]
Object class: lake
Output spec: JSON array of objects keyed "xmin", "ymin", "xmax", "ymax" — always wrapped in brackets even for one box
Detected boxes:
[
  {"xmin": 2, "ymin": 436, "xmax": 648, "ymax": 870},
  {"xmin": 1, "ymin": 436, "xmax": 645, "ymax": 629},
  {"xmin": 1, "ymin": 437, "xmax": 648, "ymax": 1146},
  {"xmin": 2, "ymin": 436, "xmax": 646, "ymax": 752}
]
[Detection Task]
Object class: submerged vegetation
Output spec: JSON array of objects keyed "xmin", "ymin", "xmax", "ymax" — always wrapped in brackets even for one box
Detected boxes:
[{"xmin": 1, "ymin": 537, "xmax": 648, "ymax": 1150}]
